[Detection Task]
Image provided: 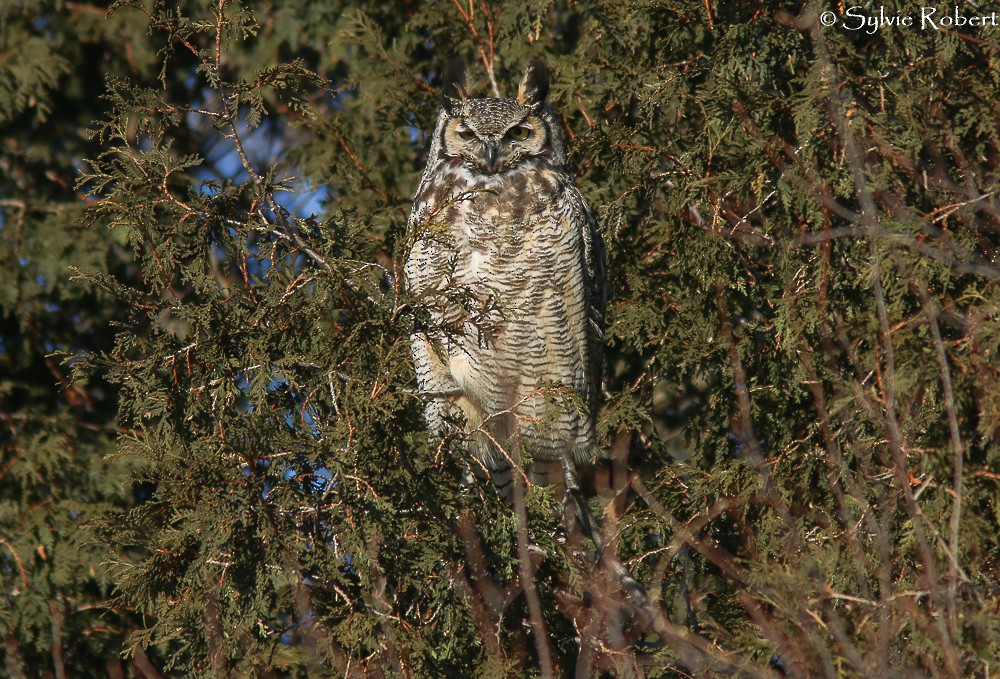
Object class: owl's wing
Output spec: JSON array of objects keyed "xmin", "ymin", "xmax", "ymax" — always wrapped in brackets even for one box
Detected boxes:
[
  {"xmin": 567, "ymin": 184, "xmax": 606, "ymax": 344},
  {"xmin": 403, "ymin": 163, "xmax": 448, "ymax": 299},
  {"xmin": 404, "ymin": 109, "xmax": 451, "ymax": 296}
]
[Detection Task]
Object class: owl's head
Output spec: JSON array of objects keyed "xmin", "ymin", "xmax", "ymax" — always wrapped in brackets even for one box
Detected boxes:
[{"xmin": 436, "ymin": 59, "xmax": 563, "ymax": 175}]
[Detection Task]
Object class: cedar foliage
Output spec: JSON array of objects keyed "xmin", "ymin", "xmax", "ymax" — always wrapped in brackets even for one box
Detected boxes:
[{"xmin": 2, "ymin": 0, "xmax": 999, "ymax": 676}]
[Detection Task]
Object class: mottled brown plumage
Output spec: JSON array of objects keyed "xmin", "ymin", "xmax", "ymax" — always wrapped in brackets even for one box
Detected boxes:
[{"xmin": 405, "ymin": 60, "xmax": 605, "ymax": 485}]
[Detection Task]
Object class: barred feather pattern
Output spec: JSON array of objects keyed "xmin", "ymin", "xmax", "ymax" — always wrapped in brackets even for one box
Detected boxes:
[{"xmin": 405, "ymin": 87, "xmax": 605, "ymax": 486}]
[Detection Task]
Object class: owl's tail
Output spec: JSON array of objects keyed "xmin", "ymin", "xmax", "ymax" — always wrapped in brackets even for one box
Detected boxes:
[
  {"xmin": 481, "ymin": 451, "xmax": 647, "ymax": 602},
  {"xmin": 557, "ymin": 454, "xmax": 648, "ymax": 604},
  {"xmin": 470, "ymin": 442, "xmax": 647, "ymax": 603}
]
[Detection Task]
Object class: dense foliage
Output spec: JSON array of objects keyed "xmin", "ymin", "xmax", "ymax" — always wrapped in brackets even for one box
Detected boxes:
[{"xmin": 2, "ymin": 0, "xmax": 998, "ymax": 676}]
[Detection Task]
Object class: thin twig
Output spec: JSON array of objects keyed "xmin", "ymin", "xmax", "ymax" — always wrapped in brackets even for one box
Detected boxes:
[
  {"xmin": 510, "ymin": 465, "xmax": 554, "ymax": 677},
  {"xmin": 0, "ymin": 537, "xmax": 27, "ymax": 588},
  {"xmin": 916, "ymin": 286, "xmax": 966, "ymax": 598}
]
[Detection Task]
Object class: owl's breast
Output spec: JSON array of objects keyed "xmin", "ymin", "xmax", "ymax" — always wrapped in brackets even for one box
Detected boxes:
[
  {"xmin": 456, "ymin": 167, "xmax": 569, "ymax": 252},
  {"xmin": 407, "ymin": 165, "xmax": 583, "ymax": 313}
]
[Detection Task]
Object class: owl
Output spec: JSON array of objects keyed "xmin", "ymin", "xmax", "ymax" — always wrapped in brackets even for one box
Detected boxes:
[{"xmin": 405, "ymin": 60, "xmax": 605, "ymax": 489}]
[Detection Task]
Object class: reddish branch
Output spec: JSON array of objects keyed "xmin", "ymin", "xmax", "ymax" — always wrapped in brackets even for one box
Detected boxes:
[{"xmin": 451, "ymin": 0, "xmax": 500, "ymax": 96}]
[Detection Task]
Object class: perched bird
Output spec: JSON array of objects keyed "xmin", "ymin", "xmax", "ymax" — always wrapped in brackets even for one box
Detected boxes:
[{"xmin": 404, "ymin": 59, "xmax": 605, "ymax": 491}]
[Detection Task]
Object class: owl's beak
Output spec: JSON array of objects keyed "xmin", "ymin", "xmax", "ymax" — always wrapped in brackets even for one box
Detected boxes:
[{"xmin": 483, "ymin": 142, "xmax": 499, "ymax": 173}]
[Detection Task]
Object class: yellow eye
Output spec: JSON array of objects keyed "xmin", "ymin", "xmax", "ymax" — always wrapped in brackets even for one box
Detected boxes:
[
  {"xmin": 457, "ymin": 127, "xmax": 476, "ymax": 141},
  {"xmin": 507, "ymin": 125, "xmax": 531, "ymax": 141}
]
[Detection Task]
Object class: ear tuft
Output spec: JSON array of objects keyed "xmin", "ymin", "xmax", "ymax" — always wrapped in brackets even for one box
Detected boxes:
[
  {"xmin": 517, "ymin": 60, "xmax": 549, "ymax": 108},
  {"xmin": 441, "ymin": 58, "xmax": 468, "ymax": 112}
]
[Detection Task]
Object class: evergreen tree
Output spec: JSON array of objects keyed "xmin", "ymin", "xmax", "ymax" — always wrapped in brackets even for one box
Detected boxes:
[
  {"xmin": 1, "ymin": 1, "xmax": 168, "ymax": 675},
  {"xmin": 2, "ymin": 0, "xmax": 998, "ymax": 676}
]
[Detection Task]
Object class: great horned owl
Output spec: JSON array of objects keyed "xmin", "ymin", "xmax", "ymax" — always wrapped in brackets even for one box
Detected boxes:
[{"xmin": 405, "ymin": 60, "xmax": 605, "ymax": 487}]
